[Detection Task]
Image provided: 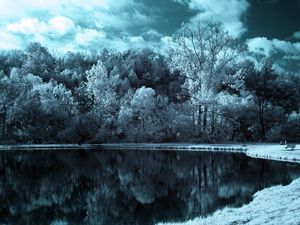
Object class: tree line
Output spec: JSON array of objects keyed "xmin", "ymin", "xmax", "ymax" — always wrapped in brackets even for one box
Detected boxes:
[{"xmin": 0, "ymin": 21, "xmax": 299, "ymax": 144}]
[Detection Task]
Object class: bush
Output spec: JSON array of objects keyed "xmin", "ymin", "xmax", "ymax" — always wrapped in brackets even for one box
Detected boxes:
[
  {"xmin": 266, "ymin": 126, "xmax": 282, "ymax": 142},
  {"xmin": 281, "ymin": 118, "xmax": 300, "ymax": 142}
]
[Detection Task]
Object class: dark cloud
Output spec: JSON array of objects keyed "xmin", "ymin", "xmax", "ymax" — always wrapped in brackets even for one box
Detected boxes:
[{"xmin": 136, "ymin": 0, "xmax": 198, "ymax": 35}]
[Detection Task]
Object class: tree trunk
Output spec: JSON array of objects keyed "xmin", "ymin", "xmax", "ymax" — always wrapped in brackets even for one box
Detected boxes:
[
  {"xmin": 1, "ymin": 112, "xmax": 5, "ymax": 142},
  {"xmin": 192, "ymin": 109, "xmax": 195, "ymax": 126},
  {"xmin": 259, "ymin": 101, "xmax": 265, "ymax": 141},
  {"xmin": 210, "ymin": 106, "xmax": 216, "ymax": 138},
  {"xmin": 197, "ymin": 105, "xmax": 202, "ymax": 126},
  {"xmin": 203, "ymin": 105, "xmax": 208, "ymax": 131}
]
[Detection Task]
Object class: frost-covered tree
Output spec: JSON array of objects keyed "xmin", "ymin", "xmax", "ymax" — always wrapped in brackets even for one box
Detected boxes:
[
  {"xmin": 30, "ymin": 81, "xmax": 78, "ymax": 142},
  {"xmin": 0, "ymin": 71, "xmax": 17, "ymax": 140},
  {"xmin": 0, "ymin": 50, "xmax": 26, "ymax": 75},
  {"xmin": 130, "ymin": 86, "xmax": 158, "ymax": 141},
  {"xmin": 21, "ymin": 42, "xmax": 55, "ymax": 81},
  {"xmin": 0, "ymin": 41, "xmax": 299, "ymax": 143},
  {"xmin": 86, "ymin": 60, "xmax": 119, "ymax": 141},
  {"xmin": 35, "ymin": 81, "xmax": 77, "ymax": 117},
  {"xmin": 1, "ymin": 69, "xmax": 44, "ymax": 141},
  {"xmin": 117, "ymin": 87, "xmax": 170, "ymax": 142},
  {"xmin": 0, "ymin": 68, "xmax": 38, "ymax": 140},
  {"xmin": 168, "ymin": 21, "xmax": 242, "ymax": 136},
  {"xmin": 114, "ymin": 49, "xmax": 187, "ymax": 102}
]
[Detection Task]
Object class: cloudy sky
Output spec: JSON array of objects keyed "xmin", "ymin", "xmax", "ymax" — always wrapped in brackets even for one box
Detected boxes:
[{"xmin": 0, "ymin": 0, "xmax": 299, "ymax": 74}]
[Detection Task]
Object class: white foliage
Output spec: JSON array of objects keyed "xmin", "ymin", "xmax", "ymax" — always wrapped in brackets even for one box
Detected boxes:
[
  {"xmin": 33, "ymin": 81, "xmax": 77, "ymax": 116},
  {"xmin": 131, "ymin": 86, "xmax": 156, "ymax": 111},
  {"xmin": 288, "ymin": 112, "xmax": 300, "ymax": 121},
  {"xmin": 50, "ymin": 220, "xmax": 68, "ymax": 225},
  {"xmin": 168, "ymin": 21, "xmax": 240, "ymax": 106},
  {"xmin": 86, "ymin": 60, "xmax": 118, "ymax": 109}
]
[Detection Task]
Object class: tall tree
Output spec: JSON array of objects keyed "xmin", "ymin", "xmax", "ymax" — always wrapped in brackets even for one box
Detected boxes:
[
  {"xmin": 21, "ymin": 42, "xmax": 55, "ymax": 81},
  {"xmin": 31, "ymin": 80, "xmax": 78, "ymax": 142},
  {"xmin": 86, "ymin": 60, "xmax": 119, "ymax": 141},
  {"xmin": 168, "ymin": 20, "xmax": 241, "ymax": 136},
  {"xmin": 244, "ymin": 61, "xmax": 278, "ymax": 140}
]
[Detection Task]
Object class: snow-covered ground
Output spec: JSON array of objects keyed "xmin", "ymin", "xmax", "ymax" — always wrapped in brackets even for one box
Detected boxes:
[
  {"xmin": 158, "ymin": 177, "xmax": 300, "ymax": 225},
  {"xmin": 246, "ymin": 143, "xmax": 300, "ymax": 163}
]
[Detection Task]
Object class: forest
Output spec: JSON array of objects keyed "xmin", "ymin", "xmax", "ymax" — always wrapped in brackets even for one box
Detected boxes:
[{"xmin": 0, "ymin": 22, "xmax": 300, "ymax": 144}]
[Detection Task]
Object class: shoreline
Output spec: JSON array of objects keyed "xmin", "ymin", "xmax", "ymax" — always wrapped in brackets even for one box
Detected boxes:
[{"xmin": 0, "ymin": 143, "xmax": 299, "ymax": 164}]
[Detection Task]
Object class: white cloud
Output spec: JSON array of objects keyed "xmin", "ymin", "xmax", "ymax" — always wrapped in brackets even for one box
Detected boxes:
[
  {"xmin": 292, "ymin": 31, "xmax": 300, "ymax": 40},
  {"xmin": 49, "ymin": 16, "xmax": 75, "ymax": 36},
  {"xmin": 75, "ymin": 29, "xmax": 106, "ymax": 46},
  {"xmin": 247, "ymin": 37, "xmax": 300, "ymax": 75},
  {"xmin": 247, "ymin": 37, "xmax": 300, "ymax": 57},
  {"xmin": 7, "ymin": 16, "xmax": 75, "ymax": 37},
  {"xmin": 4, "ymin": 16, "xmax": 106, "ymax": 50},
  {"xmin": 93, "ymin": 8, "xmax": 152, "ymax": 31},
  {"xmin": 7, "ymin": 18, "xmax": 48, "ymax": 34},
  {"xmin": 0, "ymin": 0, "xmax": 139, "ymax": 30},
  {"xmin": 175, "ymin": 0, "xmax": 249, "ymax": 38},
  {"xmin": 0, "ymin": 0, "xmax": 123, "ymax": 18},
  {"xmin": 0, "ymin": 31, "xmax": 22, "ymax": 49},
  {"xmin": 103, "ymin": 35, "xmax": 160, "ymax": 51},
  {"xmin": 272, "ymin": 39, "xmax": 300, "ymax": 54},
  {"xmin": 146, "ymin": 29, "xmax": 162, "ymax": 37},
  {"xmin": 0, "ymin": 0, "xmax": 156, "ymax": 51},
  {"xmin": 247, "ymin": 37, "xmax": 274, "ymax": 56},
  {"xmin": 128, "ymin": 36, "xmax": 144, "ymax": 43}
]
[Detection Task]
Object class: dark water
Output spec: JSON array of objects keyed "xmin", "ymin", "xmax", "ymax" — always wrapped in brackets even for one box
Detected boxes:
[{"xmin": 0, "ymin": 149, "xmax": 300, "ymax": 225}]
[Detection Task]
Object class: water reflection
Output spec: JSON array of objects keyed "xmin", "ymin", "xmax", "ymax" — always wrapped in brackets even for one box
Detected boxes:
[{"xmin": 0, "ymin": 149, "xmax": 299, "ymax": 225}]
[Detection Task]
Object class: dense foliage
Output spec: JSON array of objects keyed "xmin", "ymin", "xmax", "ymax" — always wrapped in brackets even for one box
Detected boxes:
[{"xmin": 0, "ymin": 23, "xmax": 299, "ymax": 144}]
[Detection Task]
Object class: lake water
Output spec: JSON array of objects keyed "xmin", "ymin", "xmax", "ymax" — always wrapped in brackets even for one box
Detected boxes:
[{"xmin": 0, "ymin": 149, "xmax": 300, "ymax": 225}]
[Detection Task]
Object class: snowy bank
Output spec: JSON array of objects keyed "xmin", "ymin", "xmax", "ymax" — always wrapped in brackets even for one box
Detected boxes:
[
  {"xmin": 101, "ymin": 143, "xmax": 248, "ymax": 152},
  {"xmin": 158, "ymin": 177, "xmax": 300, "ymax": 225},
  {"xmin": 246, "ymin": 143, "xmax": 300, "ymax": 164},
  {"xmin": 102, "ymin": 143, "xmax": 300, "ymax": 164}
]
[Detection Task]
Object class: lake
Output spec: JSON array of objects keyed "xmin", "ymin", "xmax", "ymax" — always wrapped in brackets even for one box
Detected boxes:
[{"xmin": 0, "ymin": 148, "xmax": 300, "ymax": 225}]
